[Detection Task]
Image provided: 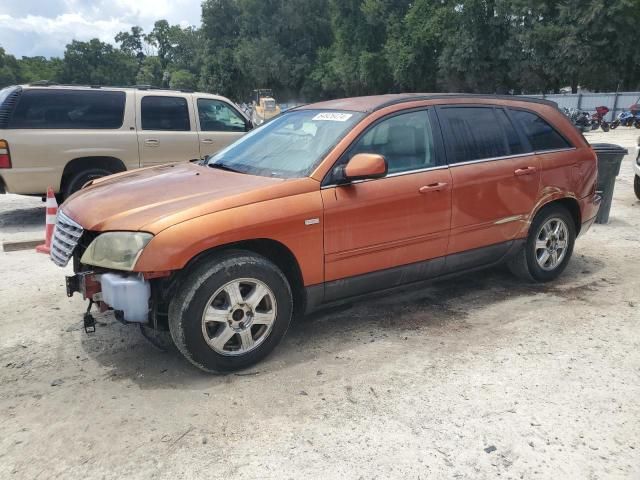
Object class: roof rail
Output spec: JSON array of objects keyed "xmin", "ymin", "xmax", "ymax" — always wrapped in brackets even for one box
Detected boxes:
[
  {"xmin": 27, "ymin": 82, "xmax": 196, "ymax": 94},
  {"xmin": 372, "ymin": 93, "xmax": 558, "ymax": 111},
  {"xmin": 28, "ymin": 80, "xmax": 59, "ymax": 86}
]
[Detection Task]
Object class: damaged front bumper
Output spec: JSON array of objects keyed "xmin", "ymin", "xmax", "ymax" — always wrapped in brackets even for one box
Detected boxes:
[{"xmin": 66, "ymin": 271, "xmax": 151, "ymax": 324}]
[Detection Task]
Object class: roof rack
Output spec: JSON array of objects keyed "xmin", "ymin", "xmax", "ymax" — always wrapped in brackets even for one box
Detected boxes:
[
  {"xmin": 27, "ymin": 82, "xmax": 195, "ymax": 93},
  {"xmin": 373, "ymin": 93, "xmax": 558, "ymax": 111}
]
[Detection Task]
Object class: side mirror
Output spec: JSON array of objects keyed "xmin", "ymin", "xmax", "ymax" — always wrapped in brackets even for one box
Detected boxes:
[{"xmin": 343, "ymin": 153, "xmax": 387, "ymax": 182}]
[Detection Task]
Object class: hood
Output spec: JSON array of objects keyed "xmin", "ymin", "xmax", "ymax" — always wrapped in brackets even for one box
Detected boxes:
[{"xmin": 62, "ymin": 163, "xmax": 313, "ymax": 233}]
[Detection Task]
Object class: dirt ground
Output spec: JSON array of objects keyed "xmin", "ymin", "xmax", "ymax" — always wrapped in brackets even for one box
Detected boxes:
[{"xmin": 0, "ymin": 129, "xmax": 638, "ymax": 480}]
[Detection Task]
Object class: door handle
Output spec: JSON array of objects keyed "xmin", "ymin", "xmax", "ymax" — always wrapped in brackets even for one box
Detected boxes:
[
  {"xmin": 514, "ymin": 166, "xmax": 537, "ymax": 176},
  {"xmin": 201, "ymin": 139, "xmax": 214, "ymax": 144},
  {"xmin": 145, "ymin": 139, "xmax": 159, "ymax": 147},
  {"xmin": 419, "ymin": 182, "xmax": 448, "ymax": 193}
]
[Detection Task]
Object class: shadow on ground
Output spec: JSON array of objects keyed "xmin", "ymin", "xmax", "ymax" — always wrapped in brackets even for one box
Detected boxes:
[
  {"xmin": 0, "ymin": 206, "xmax": 44, "ymax": 229},
  {"xmin": 76, "ymin": 253, "xmax": 606, "ymax": 389}
]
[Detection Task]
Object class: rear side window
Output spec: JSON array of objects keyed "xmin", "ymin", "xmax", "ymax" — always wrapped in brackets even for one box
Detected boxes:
[
  {"xmin": 438, "ymin": 107, "xmax": 509, "ymax": 164},
  {"xmin": 9, "ymin": 89, "xmax": 125, "ymax": 129},
  {"xmin": 141, "ymin": 96, "xmax": 190, "ymax": 131},
  {"xmin": 509, "ymin": 109, "xmax": 572, "ymax": 151}
]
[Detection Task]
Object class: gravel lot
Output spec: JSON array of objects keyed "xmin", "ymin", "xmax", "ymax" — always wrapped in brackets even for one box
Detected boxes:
[{"xmin": 0, "ymin": 129, "xmax": 638, "ymax": 479}]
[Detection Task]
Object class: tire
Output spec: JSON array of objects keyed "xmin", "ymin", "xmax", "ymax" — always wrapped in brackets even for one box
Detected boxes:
[
  {"xmin": 635, "ymin": 120, "xmax": 640, "ymax": 129},
  {"xmin": 601, "ymin": 122, "xmax": 610, "ymax": 132},
  {"xmin": 168, "ymin": 250, "xmax": 293, "ymax": 373},
  {"xmin": 64, "ymin": 167, "xmax": 113, "ymax": 200},
  {"xmin": 508, "ymin": 204, "xmax": 576, "ymax": 283},
  {"xmin": 610, "ymin": 121, "xmax": 619, "ymax": 130},
  {"xmin": 635, "ymin": 175, "xmax": 640, "ymax": 200}
]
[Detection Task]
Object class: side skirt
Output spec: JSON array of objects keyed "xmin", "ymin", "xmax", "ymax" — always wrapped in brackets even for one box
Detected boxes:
[{"xmin": 304, "ymin": 239, "xmax": 524, "ymax": 314}]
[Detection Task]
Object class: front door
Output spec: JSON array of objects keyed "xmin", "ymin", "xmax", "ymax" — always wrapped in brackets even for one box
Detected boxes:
[
  {"xmin": 136, "ymin": 93, "xmax": 200, "ymax": 166},
  {"xmin": 321, "ymin": 109, "xmax": 452, "ymax": 301},
  {"xmin": 195, "ymin": 98, "xmax": 249, "ymax": 157},
  {"xmin": 437, "ymin": 105, "xmax": 541, "ymax": 264}
]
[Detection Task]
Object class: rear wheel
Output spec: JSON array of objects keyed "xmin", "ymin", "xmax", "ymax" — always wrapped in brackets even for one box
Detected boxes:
[
  {"xmin": 508, "ymin": 205, "xmax": 576, "ymax": 282},
  {"xmin": 168, "ymin": 251, "xmax": 293, "ymax": 373},
  {"xmin": 63, "ymin": 167, "xmax": 113, "ymax": 200},
  {"xmin": 634, "ymin": 175, "xmax": 640, "ymax": 200}
]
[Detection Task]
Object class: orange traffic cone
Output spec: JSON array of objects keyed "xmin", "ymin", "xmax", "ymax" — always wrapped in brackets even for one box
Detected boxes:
[{"xmin": 36, "ymin": 187, "xmax": 58, "ymax": 254}]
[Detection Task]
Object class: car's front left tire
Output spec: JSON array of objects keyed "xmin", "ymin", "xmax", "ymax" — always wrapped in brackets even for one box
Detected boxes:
[{"xmin": 168, "ymin": 250, "xmax": 293, "ymax": 373}]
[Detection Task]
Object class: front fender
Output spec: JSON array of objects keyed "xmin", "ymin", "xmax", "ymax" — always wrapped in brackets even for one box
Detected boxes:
[{"xmin": 133, "ymin": 190, "xmax": 324, "ymax": 286}]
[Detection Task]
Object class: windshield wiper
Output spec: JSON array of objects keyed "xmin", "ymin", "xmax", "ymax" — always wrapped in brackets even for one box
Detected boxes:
[{"xmin": 208, "ymin": 162, "xmax": 243, "ymax": 173}]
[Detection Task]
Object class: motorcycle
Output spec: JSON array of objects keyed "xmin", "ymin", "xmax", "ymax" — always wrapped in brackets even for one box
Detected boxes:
[
  {"xmin": 590, "ymin": 106, "xmax": 610, "ymax": 132},
  {"xmin": 562, "ymin": 107, "xmax": 591, "ymax": 131},
  {"xmin": 610, "ymin": 109, "xmax": 640, "ymax": 129}
]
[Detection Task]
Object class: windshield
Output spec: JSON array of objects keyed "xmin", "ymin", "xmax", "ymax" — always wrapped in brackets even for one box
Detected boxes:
[{"xmin": 207, "ymin": 109, "xmax": 364, "ymax": 178}]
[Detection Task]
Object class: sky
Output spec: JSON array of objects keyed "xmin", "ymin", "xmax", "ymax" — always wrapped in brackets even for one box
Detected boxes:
[{"xmin": 0, "ymin": 0, "xmax": 202, "ymax": 58}]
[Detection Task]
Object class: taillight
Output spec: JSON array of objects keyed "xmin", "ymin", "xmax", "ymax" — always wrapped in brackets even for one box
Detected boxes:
[{"xmin": 0, "ymin": 140, "xmax": 11, "ymax": 168}]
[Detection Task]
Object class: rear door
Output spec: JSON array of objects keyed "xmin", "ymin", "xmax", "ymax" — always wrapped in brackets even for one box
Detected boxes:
[
  {"xmin": 194, "ymin": 97, "xmax": 250, "ymax": 157},
  {"xmin": 136, "ymin": 92, "xmax": 200, "ymax": 166},
  {"xmin": 437, "ymin": 105, "xmax": 540, "ymax": 263}
]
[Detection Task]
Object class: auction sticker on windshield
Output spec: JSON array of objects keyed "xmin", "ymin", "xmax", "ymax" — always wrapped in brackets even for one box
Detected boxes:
[{"xmin": 312, "ymin": 112, "xmax": 353, "ymax": 122}]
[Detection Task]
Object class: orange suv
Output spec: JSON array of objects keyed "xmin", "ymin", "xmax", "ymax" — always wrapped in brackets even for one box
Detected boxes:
[{"xmin": 54, "ymin": 94, "xmax": 600, "ymax": 372}]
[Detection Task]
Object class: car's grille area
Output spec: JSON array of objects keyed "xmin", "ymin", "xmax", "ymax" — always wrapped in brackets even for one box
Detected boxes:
[{"xmin": 50, "ymin": 211, "xmax": 84, "ymax": 267}]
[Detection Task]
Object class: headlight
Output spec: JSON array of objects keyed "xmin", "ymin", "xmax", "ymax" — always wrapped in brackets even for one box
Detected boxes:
[{"xmin": 81, "ymin": 232, "xmax": 153, "ymax": 271}]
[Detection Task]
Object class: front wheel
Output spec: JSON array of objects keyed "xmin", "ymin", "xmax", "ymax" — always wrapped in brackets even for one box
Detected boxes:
[
  {"xmin": 64, "ymin": 168, "xmax": 113, "ymax": 200},
  {"xmin": 635, "ymin": 175, "xmax": 640, "ymax": 200},
  {"xmin": 601, "ymin": 121, "xmax": 610, "ymax": 132},
  {"xmin": 508, "ymin": 205, "xmax": 576, "ymax": 282},
  {"xmin": 168, "ymin": 251, "xmax": 293, "ymax": 373}
]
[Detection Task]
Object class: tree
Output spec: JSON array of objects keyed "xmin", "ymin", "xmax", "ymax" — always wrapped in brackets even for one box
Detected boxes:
[
  {"xmin": 169, "ymin": 69, "xmax": 197, "ymax": 90},
  {"xmin": 60, "ymin": 39, "xmax": 137, "ymax": 86}
]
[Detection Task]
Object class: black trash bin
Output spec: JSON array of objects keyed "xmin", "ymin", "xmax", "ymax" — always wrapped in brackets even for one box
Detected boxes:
[{"xmin": 591, "ymin": 143, "xmax": 628, "ymax": 224}]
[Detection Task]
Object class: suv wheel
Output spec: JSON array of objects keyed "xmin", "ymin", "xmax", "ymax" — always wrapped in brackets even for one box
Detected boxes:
[
  {"xmin": 635, "ymin": 175, "xmax": 640, "ymax": 200},
  {"xmin": 64, "ymin": 168, "xmax": 113, "ymax": 200},
  {"xmin": 168, "ymin": 251, "xmax": 293, "ymax": 373},
  {"xmin": 508, "ymin": 204, "xmax": 576, "ymax": 282}
]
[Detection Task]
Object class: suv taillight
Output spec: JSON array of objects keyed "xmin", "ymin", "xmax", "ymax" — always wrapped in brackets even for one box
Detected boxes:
[{"xmin": 0, "ymin": 140, "xmax": 11, "ymax": 168}]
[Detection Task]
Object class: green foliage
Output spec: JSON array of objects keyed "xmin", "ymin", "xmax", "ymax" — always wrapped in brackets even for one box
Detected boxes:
[
  {"xmin": 169, "ymin": 69, "xmax": 197, "ymax": 90},
  {"xmin": 0, "ymin": 1, "xmax": 639, "ymax": 98}
]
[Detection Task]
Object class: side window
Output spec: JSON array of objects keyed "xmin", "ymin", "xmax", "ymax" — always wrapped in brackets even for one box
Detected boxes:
[
  {"xmin": 141, "ymin": 96, "xmax": 190, "ymax": 131},
  {"xmin": 510, "ymin": 109, "xmax": 572, "ymax": 151},
  {"xmin": 9, "ymin": 89, "xmax": 125, "ymax": 129},
  {"xmin": 438, "ymin": 107, "xmax": 509, "ymax": 164},
  {"xmin": 349, "ymin": 110, "xmax": 436, "ymax": 175},
  {"xmin": 496, "ymin": 109, "xmax": 525, "ymax": 154},
  {"xmin": 197, "ymin": 99, "xmax": 246, "ymax": 132}
]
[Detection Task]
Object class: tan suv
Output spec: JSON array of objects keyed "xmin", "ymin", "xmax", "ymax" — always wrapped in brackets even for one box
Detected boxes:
[{"xmin": 0, "ymin": 84, "xmax": 252, "ymax": 199}]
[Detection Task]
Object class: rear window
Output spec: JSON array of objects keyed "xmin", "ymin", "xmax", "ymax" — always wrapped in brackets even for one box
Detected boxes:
[
  {"xmin": 509, "ymin": 109, "xmax": 572, "ymax": 151},
  {"xmin": 438, "ymin": 107, "xmax": 509, "ymax": 164},
  {"xmin": 9, "ymin": 89, "xmax": 125, "ymax": 129},
  {"xmin": 141, "ymin": 96, "xmax": 190, "ymax": 131}
]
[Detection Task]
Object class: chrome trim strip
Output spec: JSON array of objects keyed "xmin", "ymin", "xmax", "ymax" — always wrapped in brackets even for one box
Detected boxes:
[
  {"xmin": 494, "ymin": 214, "xmax": 524, "ymax": 225},
  {"xmin": 534, "ymin": 147, "xmax": 577, "ymax": 155},
  {"xmin": 321, "ymin": 146, "xmax": 577, "ymax": 189},
  {"xmin": 321, "ymin": 164, "xmax": 449, "ymax": 189}
]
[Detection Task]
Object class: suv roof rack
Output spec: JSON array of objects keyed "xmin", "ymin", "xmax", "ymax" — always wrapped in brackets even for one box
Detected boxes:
[
  {"xmin": 27, "ymin": 82, "xmax": 195, "ymax": 94},
  {"xmin": 373, "ymin": 93, "xmax": 558, "ymax": 111}
]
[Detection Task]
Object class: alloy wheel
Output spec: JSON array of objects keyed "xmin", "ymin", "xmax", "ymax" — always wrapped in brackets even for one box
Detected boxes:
[{"xmin": 201, "ymin": 278, "xmax": 277, "ymax": 356}]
